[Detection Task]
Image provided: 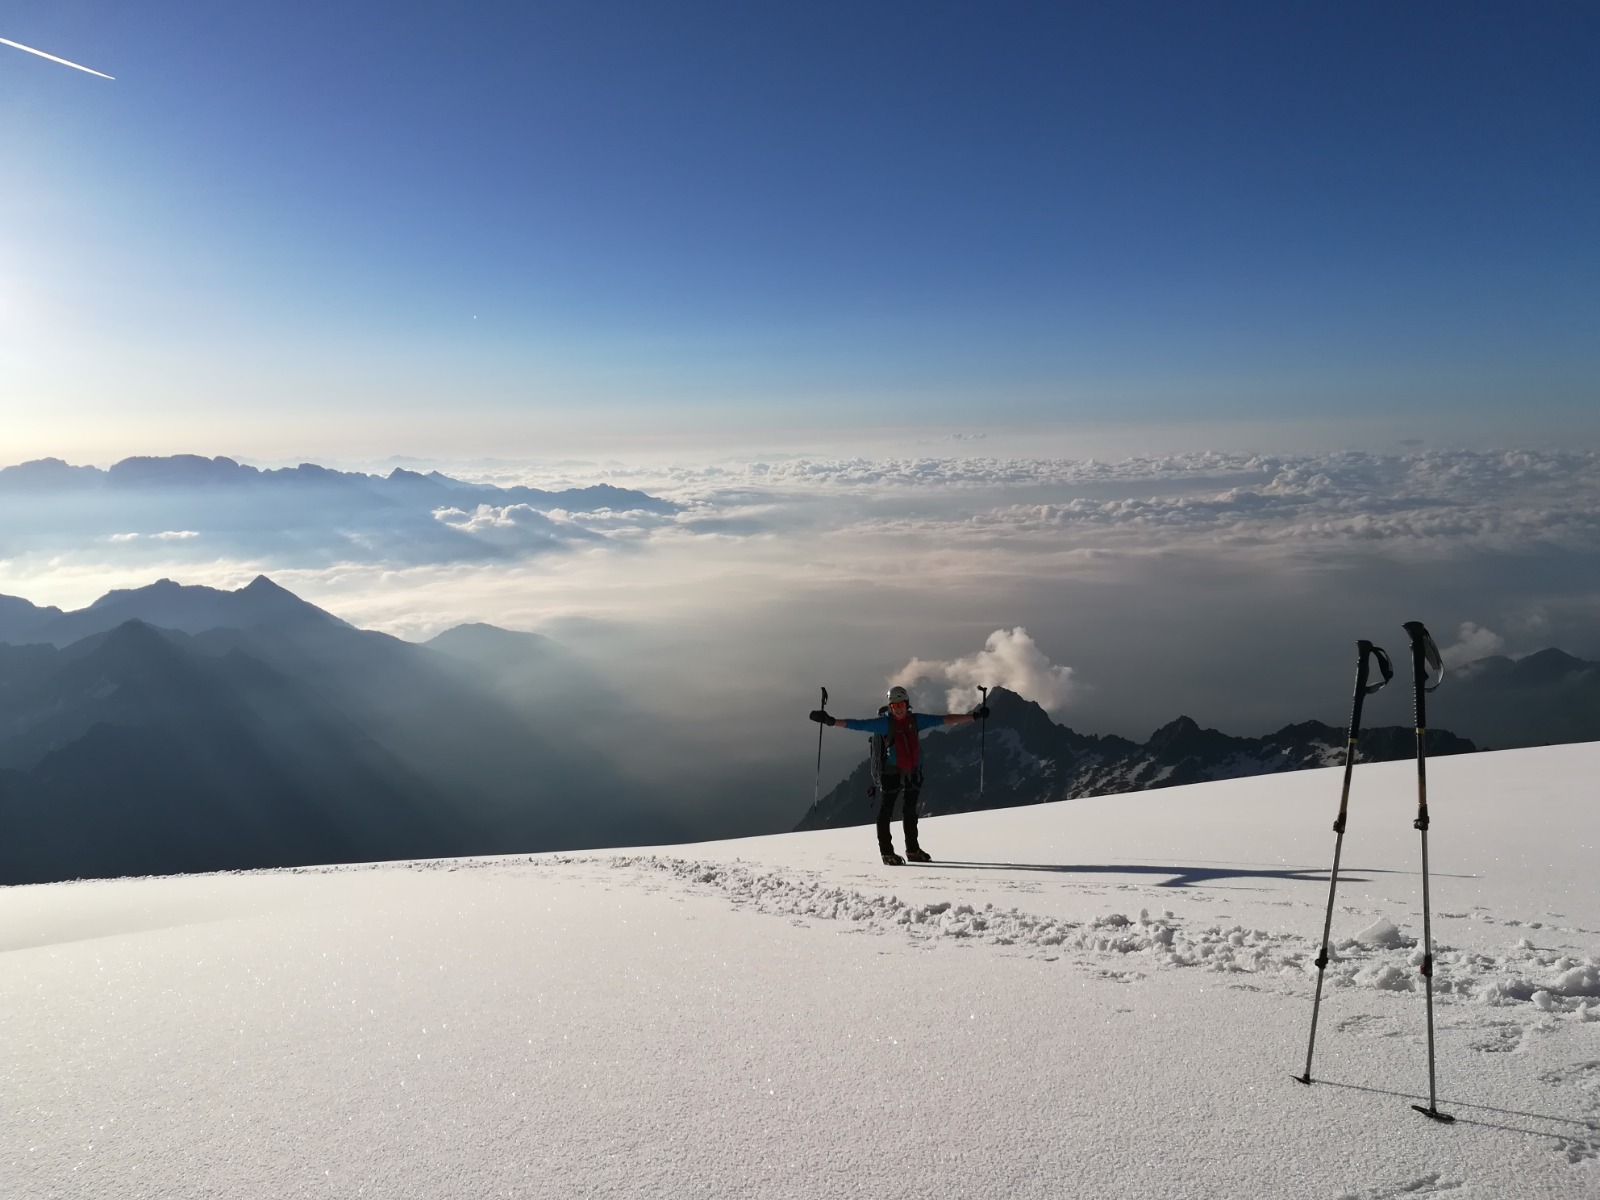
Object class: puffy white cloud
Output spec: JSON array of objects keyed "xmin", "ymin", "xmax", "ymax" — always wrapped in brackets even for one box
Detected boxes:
[
  {"xmin": 434, "ymin": 503, "xmax": 559, "ymax": 535},
  {"xmin": 1440, "ymin": 622, "xmax": 1507, "ymax": 668},
  {"xmin": 890, "ymin": 627, "xmax": 1079, "ymax": 715},
  {"xmin": 432, "ymin": 503, "xmax": 600, "ymax": 552},
  {"xmin": 105, "ymin": 529, "xmax": 199, "ymax": 544}
]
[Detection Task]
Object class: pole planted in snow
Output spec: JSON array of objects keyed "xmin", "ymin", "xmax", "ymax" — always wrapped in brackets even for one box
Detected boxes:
[
  {"xmin": 1295, "ymin": 639, "xmax": 1391, "ymax": 1085},
  {"xmin": 1403, "ymin": 620, "xmax": 1453, "ymax": 1124}
]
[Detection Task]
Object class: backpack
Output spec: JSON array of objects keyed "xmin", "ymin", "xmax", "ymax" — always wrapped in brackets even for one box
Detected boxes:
[{"xmin": 868, "ymin": 705, "xmax": 919, "ymax": 790}]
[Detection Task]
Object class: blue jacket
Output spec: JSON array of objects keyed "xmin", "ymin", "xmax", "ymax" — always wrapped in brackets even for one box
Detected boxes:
[{"xmin": 839, "ymin": 712, "xmax": 945, "ymax": 770}]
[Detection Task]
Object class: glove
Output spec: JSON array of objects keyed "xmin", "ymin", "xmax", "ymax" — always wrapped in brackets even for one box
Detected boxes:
[
  {"xmin": 809, "ymin": 710, "xmax": 836, "ymax": 726},
  {"xmin": 970, "ymin": 705, "xmax": 990, "ymax": 720}
]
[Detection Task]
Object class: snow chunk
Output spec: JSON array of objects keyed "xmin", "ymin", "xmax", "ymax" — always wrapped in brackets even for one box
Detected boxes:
[
  {"xmin": 1354, "ymin": 917, "xmax": 1407, "ymax": 949},
  {"xmin": 1357, "ymin": 964, "xmax": 1414, "ymax": 992},
  {"xmin": 1551, "ymin": 962, "xmax": 1600, "ymax": 997}
]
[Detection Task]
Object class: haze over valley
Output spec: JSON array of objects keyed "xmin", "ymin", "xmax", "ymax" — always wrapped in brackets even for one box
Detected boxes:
[{"xmin": 3, "ymin": 459, "xmax": 1597, "ymax": 884}]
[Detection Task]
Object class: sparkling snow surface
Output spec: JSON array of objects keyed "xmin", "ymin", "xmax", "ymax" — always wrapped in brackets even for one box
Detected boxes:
[{"xmin": 5, "ymin": 744, "xmax": 1598, "ymax": 1198}]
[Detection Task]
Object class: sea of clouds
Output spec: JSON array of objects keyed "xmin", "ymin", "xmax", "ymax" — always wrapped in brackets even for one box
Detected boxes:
[{"xmin": 2, "ymin": 447, "xmax": 1596, "ymax": 832}]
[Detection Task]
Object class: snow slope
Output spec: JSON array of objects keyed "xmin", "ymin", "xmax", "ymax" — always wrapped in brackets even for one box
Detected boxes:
[{"xmin": 4, "ymin": 743, "xmax": 1598, "ymax": 1198}]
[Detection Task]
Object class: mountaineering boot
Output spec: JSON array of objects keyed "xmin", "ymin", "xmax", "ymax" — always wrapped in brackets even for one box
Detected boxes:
[
  {"xmin": 881, "ymin": 852, "xmax": 905, "ymax": 866},
  {"xmin": 906, "ymin": 848, "xmax": 932, "ymax": 863}
]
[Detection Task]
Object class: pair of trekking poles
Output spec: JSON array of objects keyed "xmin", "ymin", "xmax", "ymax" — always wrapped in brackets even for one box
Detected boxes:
[{"xmin": 1295, "ymin": 620, "xmax": 1453, "ymax": 1123}]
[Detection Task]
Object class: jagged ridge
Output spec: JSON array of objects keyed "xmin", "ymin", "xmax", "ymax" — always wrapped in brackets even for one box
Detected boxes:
[{"xmin": 794, "ymin": 687, "xmax": 1475, "ymax": 831}]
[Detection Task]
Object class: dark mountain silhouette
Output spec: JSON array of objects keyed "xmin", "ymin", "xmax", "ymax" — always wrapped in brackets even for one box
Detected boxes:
[
  {"xmin": 1436, "ymin": 648, "xmax": 1600, "ymax": 750},
  {"xmin": 0, "ymin": 456, "xmax": 102, "ymax": 490},
  {"xmin": 0, "ymin": 620, "xmax": 468, "ymax": 883},
  {"xmin": 24, "ymin": 575, "xmax": 341, "ymax": 647},
  {"xmin": 0, "ymin": 579, "xmax": 689, "ymax": 884},
  {"xmin": 0, "ymin": 594, "xmax": 62, "ymax": 643},
  {"xmin": 794, "ymin": 687, "xmax": 1476, "ymax": 832}
]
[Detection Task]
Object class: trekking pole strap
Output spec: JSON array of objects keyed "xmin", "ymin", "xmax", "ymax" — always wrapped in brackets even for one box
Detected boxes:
[
  {"xmin": 1361, "ymin": 641, "xmax": 1394, "ymax": 694},
  {"xmin": 1402, "ymin": 621, "xmax": 1443, "ymax": 694}
]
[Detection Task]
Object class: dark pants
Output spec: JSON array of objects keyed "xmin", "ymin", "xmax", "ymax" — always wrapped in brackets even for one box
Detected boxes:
[{"xmin": 876, "ymin": 769, "xmax": 922, "ymax": 855}]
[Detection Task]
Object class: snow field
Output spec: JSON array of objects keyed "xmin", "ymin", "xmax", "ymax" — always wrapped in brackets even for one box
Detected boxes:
[
  {"xmin": 4, "ymin": 741, "xmax": 1599, "ymax": 1197},
  {"xmin": 614, "ymin": 855, "xmax": 1600, "ymax": 1016}
]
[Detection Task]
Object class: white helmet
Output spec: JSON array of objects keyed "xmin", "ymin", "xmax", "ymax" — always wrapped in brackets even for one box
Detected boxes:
[{"xmin": 886, "ymin": 685, "xmax": 910, "ymax": 704}]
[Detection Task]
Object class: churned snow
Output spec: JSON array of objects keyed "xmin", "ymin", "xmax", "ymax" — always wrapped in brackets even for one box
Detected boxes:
[{"xmin": 4, "ymin": 743, "xmax": 1598, "ymax": 1198}]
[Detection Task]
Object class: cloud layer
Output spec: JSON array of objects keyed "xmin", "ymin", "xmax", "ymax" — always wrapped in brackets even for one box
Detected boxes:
[
  {"xmin": 3, "ymin": 447, "xmax": 1598, "ymax": 834},
  {"xmin": 8, "ymin": 449, "xmax": 1598, "ymax": 594}
]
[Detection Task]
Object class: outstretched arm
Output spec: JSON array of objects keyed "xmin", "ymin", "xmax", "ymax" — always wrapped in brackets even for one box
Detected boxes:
[
  {"xmin": 934, "ymin": 703, "xmax": 990, "ymax": 726},
  {"xmin": 809, "ymin": 711, "xmax": 887, "ymax": 731}
]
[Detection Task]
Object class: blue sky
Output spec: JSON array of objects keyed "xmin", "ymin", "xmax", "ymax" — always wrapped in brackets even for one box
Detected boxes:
[{"xmin": 3, "ymin": 1, "xmax": 1597, "ymax": 461}]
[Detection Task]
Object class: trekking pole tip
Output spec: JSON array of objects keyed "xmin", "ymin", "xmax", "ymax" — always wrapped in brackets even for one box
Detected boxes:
[{"xmin": 1410, "ymin": 1104, "xmax": 1455, "ymax": 1124}]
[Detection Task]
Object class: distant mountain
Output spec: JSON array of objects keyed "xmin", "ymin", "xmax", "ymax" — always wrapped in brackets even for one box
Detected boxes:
[
  {"xmin": 22, "ymin": 575, "xmax": 342, "ymax": 647},
  {"xmin": 0, "ymin": 578, "xmax": 690, "ymax": 884},
  {"xmin": 0, "ymin": 594, "xmax": 62, "ymax": 644},
  {"xmin": 425, "ymin": 622, "xmax": 563, "ymax": 668},
  {"xmin": 0, "ymin": 620, "xmax": 467, "ymax": 883},
  {"xmin": 1436, "ymin": 648, "xmax": 1600, "ymax": 750},
  {"xmin": 0, "ymin": 457, "xmax": 102, "ymax": 489},
  {"xmin": 794, "ymin": 687, "xmax": 1476, "ymax": 832},
  {"xmin": 424, "ymin": 622, "xmax": 625, "ymax": 727},
  {"xmin": 0, "ymin": 454, "xmax": 677, "ymax": 514}
]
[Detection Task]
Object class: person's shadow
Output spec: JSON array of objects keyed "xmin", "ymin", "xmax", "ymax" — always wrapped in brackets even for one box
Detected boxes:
[{"xmin": 924, "ymin": 861, "xmax": 1474, "ymax": 888}]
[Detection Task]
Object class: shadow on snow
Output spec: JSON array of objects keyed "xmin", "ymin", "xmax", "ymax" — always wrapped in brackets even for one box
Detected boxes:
[{"xmin": 921, "ymin": 861, "xmax": 1477, "ymax": 888}]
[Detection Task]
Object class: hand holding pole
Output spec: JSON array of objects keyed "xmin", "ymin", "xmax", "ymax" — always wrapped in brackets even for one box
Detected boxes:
[
  {"xmin": 813, "ymin": 686, "xmax": 828, "ymax": 808},
  {"xmin": 977, "ymin": 685, "xmax": 989, "ymax": 797}
]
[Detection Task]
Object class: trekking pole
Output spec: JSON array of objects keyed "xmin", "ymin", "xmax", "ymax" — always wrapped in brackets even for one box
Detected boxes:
[
  {"xmin": 813, "ymin": 686, "xmax": 828, "ymax": 808},
  {"xmin": 1403, "ymin": 620, "xmax": 1453, "ymax": 1124},
  {"xmin": 977, "ymin": 685, "xmax": 989, "ymax": 797},
  {"xmin": 1295, "ymin": 639, "xmax": 1392, "ymax": 1085}
]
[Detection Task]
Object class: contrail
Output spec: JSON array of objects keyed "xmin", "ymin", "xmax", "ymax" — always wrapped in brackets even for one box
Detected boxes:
[{"xmin": 1, "ymin": 36, "xmax": 115, "ymax": 80}]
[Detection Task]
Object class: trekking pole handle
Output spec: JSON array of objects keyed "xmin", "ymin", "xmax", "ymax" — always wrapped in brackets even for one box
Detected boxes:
[
  {"xmin": 812, "ymin": 685, "xmax": 829, "ymax": 807},
  {"xmin": 1358, "ymin": 640, "xmax": 1394, "ymax": 694},
  {"xmin": 1402, "ymin": 622, "xmax": 1443, "ymax": 694},
  {"xmin": 1402, "ymin": 622, "xmax": 1441, "ymax": 830}
]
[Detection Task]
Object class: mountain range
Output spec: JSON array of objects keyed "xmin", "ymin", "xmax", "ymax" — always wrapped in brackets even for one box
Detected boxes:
[
  {"xmin": 0, "ymin": 454, "xmax": 676, "ymax": 514},
  {"xmin": 3, "ymin": 575, "xmax": 1597, "ymax": 884},
  {"xmin": 795, "ymin": 686, "xmax": 1479, "ymax": 833},
  {"xmin": 798, "ymin": 644, "xmax": 1600, "ymax": 835},
  {"xmin": 0, "ymin": 577, "xmax": 681, "ymax": 885},
  {"xmin": 0, "ymin": 453, "xmax": 680, "ymax": 573}
]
